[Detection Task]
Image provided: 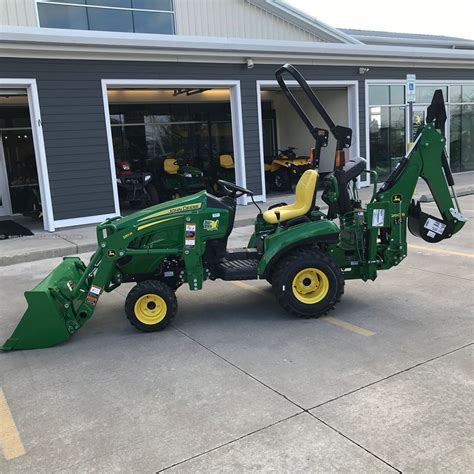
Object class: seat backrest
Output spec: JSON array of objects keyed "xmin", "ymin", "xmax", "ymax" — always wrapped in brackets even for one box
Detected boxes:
[
  {"xmin": 164, "ymin": 158, "xmax": 179, "ymax": 174},
  {"xmin": 219, "ymin": 154, "xmax": 234, "ymax": 169},
  {"xmin": 295, "ymin": 169, "xmax": 318, "ymax": 212}
]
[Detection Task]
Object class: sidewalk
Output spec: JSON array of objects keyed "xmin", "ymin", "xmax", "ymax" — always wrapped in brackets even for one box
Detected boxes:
[{"xmin": 0, "ymin": 172, "xmax": 472, "ymax": 267}]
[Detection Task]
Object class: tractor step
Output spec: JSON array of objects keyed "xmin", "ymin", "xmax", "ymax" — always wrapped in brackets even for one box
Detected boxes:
[
  {"xmin": 225, "ymin": 247, "xmax": 260, "ymax": 261},
  {"xmin": 215, "ymin": 257, "xmax": 259, "ymax": 281}
]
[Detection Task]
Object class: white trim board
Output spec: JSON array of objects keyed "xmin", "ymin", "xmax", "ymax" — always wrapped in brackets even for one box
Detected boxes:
[
  {"xmin": 0, "ymin": 79, "xmax": 55, "ymax": 232},
  {"xmin": 256, "ymin": 79, "xmax": 361, "ymax": 200},
  {"xmin": 101, "ymin": 78, "xmax": 249, "ymax": 211},
  {"xmin": 1, "ymin": 26, "xmax": 473, "ymax": 68},
  {"xmin": 54, "ymin": 213, "xmax": 118, "ymax": 229}
]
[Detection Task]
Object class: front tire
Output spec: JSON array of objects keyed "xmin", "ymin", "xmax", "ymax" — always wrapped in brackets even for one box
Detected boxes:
[
  {"xmin": 272, "ymin": 248, "xmax": 344, "ymax": 317},
  {"xmin": 125, "ymin": 280, "xmax": 177, "ymax": 332}
]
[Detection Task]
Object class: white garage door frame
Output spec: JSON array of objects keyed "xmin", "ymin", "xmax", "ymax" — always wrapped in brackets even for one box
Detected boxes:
[
  {"xmin": 101, "ymin": 79, "xmax": 247, "ymax": 211},
  {"xmin": 0, "ymin": 78, "xmax": 55, "ymax": 231},
  {"xmin": 256, "ymin": 80, "xmax": 361, "ymax": 201}
]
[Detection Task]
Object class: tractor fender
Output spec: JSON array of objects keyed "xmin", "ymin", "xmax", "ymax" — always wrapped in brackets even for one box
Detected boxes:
[{"xmin": 257, "ymin": 220, "xmax": 340, "ymax": 279}]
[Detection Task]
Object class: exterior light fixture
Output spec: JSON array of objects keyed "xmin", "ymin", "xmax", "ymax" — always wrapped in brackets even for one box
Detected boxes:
[
  {"xmin": 246, "ymin": 58, "xmax": 255, "ymax": 69},
  {"xmin": 359, "ymin": 67, "xmax": 370, "ymax": 75}
]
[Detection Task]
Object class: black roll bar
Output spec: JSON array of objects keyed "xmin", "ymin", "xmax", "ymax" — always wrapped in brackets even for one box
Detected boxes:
[{"xmin": 275, "ymin": 64, "xmax": 352, "ymax": 151}]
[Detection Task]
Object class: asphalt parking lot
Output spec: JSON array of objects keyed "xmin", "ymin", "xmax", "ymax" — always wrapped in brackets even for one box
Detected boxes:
[{"xmin": 0, "ymin": 195, "xmax": 473, "ymax": 473}]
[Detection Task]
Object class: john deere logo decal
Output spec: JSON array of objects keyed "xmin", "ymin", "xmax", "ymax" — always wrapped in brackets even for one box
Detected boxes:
[
  {"xmin": 392, "ymin": 194, "xmax": 402, "ymax": 204},
  {"xmin": 203, "ymin": 219, "xmax": 219, "ymax": 231}
]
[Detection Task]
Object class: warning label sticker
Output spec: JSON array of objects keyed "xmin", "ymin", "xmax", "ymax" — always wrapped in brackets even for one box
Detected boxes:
[
  {"xmin": 372, "ymin": 209, "xmax": 385, "ymax": 227},
  {"xmin": 86, "ymin": 285, "xmax": 102, "ymax": 306},
  {"xmin": 424, "ymin": 218, "xmax": 446, "ymax": 235},
  {"xmin": 185, "ymin": 223, "xmax": 196, "ymax": 247}
]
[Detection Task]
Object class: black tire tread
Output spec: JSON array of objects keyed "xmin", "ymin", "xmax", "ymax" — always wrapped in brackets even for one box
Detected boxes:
[
  {"xmin": 125, "ymin": 280, "xmax": 177, "ymax": 332},
  {"xmin": 272, "ymin": 247, "xmax": 344, "ymax": 318}
]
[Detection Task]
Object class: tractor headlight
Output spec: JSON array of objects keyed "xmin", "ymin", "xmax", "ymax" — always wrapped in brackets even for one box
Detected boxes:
[
  {"xmin": 184, "ymin": 173, "xmax": 192, "ymax": 178},
  {"xmin": 144, "ymin": 174, "xmax": 152, "ymax": 183}
]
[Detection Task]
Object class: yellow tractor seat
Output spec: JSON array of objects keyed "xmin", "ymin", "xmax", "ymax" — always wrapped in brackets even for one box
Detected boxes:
[
  {"xmin": 263, "ymin": 169, "xmax": 318, "ymax": 224},
  {"xmin": 164, "ymin": 158, "xmax": 179, "ymax": 175},
  {"xmin": 219, "ymin": 154, "xmax": 235, "ymax": 169}
]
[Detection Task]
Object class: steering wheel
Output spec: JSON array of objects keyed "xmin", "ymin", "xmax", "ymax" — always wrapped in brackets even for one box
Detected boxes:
[{"xmin": 217, "ymin": 180, "xmax": 253, "ymax": 199}]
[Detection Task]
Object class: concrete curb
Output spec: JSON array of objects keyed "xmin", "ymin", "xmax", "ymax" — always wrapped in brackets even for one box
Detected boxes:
[{"xmin": 419, "ymin": 185, "xmax": 474, "ymax": 203}]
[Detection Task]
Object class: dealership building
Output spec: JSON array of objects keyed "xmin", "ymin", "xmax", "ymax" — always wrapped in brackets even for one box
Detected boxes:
[{"xmin": 0, "ymin": 0, "xmax": 473, "ymax": 231}]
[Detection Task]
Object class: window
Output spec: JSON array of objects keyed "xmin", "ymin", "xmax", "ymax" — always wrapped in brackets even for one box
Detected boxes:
[
  {"xmin": 368, "ymin": 85, "xmax": 406, "ymax": 180},
  {"xmin": 368, "ymin": 82, "xmax": 474, "ymax": 178},
  {"xmin": 449, "ymin": 85, "xmax": 474, "ymax": 173},
  {"xmin": 37, "ymin": 0, "xmax": 175, "ymax": 35}
]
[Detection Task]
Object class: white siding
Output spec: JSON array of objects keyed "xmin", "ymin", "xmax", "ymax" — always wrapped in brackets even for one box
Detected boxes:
[
  {"xmin": 0, "ymin": 0, "xmax": 323, "ymax": 42},
  {"xmin": 0, "ymin": 0, "xmax": 38, "ymax": 27},
  {"xmin": 174, "ymin": 0, "xmax": 324, "ymax": 41}
]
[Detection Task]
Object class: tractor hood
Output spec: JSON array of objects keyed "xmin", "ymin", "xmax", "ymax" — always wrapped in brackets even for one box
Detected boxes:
[{"xmin": 112, "ymin": 191, "xmax": 208, "ymax": 232}]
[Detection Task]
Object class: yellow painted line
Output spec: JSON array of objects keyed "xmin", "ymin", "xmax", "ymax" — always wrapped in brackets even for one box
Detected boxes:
[
  {"xmin": 231, "ymin": 282, "xmax": 375, "ymax": 337},
  {"xmin": 408, "ymin": 244, "xmax": 474, "ymax": 259},
  {"xmin": 321, "ymin": 316, "xmax": 375, "ymax": 337},
  {"xmin": 0, "ymin": 388, "xmax": 26, "ymax": 461}
]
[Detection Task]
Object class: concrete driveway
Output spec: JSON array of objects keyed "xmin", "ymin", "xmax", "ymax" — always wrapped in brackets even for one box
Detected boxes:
[{"xmin": 0, "ymin": 196, "xmax": 472, "ymax": 472}]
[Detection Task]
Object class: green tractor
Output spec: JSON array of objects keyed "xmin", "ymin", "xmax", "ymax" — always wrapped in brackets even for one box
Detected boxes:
[
  {"xmin": 158, "ymin": 151, "xmax": 206, "ymax": 200},
  {"xmin": 1, "ymin": 64, "xmax": 466, "ymax": 351}
]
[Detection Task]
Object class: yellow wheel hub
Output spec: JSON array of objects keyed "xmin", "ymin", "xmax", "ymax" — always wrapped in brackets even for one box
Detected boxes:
[
  {"xmin": 134, "ymin": 294, "xmax": 167, "ymax": 325},
  {"xmin": 292, "ymin": 268, "xmax": 329, "ymax": 304}
]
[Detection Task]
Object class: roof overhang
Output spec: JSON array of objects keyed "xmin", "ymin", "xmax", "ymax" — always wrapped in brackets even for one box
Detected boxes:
[
  {"xmin": 348, "ymin": 34, "xmax": 474, "ymax": 50},
  {"xmin": 0, "ymin": 27, "xmax": 473, "ymax": 69}
]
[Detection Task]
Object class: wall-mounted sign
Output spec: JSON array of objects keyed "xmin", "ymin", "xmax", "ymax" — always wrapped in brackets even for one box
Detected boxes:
[{"xmin": 406, "ymin": 74, "xmax": 416, "ymax": 103}]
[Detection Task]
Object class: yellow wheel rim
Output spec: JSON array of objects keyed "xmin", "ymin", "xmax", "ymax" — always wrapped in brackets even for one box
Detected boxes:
[
  {"xmin": 292, "ymin": 268, "xmax": 329, "ymax": 304},
  {"xmin": 134, "ymin": 294, "xmax": 167, "ymax": 325}
]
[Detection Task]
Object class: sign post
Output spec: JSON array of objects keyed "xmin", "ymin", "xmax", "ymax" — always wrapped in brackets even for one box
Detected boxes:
[{"xmin": 406, "ymin": 74, "xmax": 416, "ymax": 151}]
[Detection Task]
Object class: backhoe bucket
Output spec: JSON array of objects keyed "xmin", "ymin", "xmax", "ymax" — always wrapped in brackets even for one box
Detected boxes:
[
  {"xmin": 1, "ymin": 257, "xmax": 88, "ymax": 351},
  {"xmin": 408, "ymin": 200, "xmax": 455, "ymax": 243}
]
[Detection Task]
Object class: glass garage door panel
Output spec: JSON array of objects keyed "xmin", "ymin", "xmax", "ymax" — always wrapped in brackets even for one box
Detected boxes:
[
  {"xmin": 369, "ymin": 106, "xmax": 406, "ymax": 181},
  {"xmin": 450, "ymin": 104, "xmax": 474, "ymax": 173}
]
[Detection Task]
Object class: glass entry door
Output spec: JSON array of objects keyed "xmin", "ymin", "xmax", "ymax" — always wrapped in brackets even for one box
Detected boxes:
[{"xmin": 0, "ymin": 133, "xmax": 12, "ymax": 216}]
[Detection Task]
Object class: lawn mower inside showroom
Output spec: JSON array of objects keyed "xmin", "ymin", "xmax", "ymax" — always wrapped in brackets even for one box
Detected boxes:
[{"xmin": 1, "ymin": 64, "xmax": 466, "ymax": 351}]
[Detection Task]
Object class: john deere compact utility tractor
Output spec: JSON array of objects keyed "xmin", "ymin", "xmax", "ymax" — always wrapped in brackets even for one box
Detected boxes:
[{"xmin": 1, "ymin": 65, "xmax": 466, "ymax": 351}]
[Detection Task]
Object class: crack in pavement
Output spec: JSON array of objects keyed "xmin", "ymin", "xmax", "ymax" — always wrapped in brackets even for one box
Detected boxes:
[
  {"xmin": 157, "ymin": 412, "xmax": 304, "ymax": 473},
  {"xmin": 309, "ymin": 342, "xmax": 473, "ymax": 411},
  {"xmin": 168, "ymin": 326, "xmax": 406, "ymax": 473},
  {"xmin": 308, "ymin": 412, "xmax": 401, "ymax": 473}
]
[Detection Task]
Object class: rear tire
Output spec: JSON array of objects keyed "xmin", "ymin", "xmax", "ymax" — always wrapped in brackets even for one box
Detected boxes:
[
  {"xmin": 272, "ymin": 169, "xmax": 291, "ymax": 192},
  {"xmin": 125, "ymin": 280, "xmax": 177, "ymax": 332},
  {"xmin": 272, "ymin": 247, "xmax": 344, "ymax": 317},
  {"xmin": 145, "ymin": 183, "xmax": 160, "ymax": 205}
]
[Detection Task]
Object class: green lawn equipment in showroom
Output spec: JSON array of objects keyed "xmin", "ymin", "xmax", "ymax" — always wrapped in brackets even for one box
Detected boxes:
[
  {"xmin": 158, "ymin": 151, "xmax": 206, "ymax": 200},
  {"xmin": 265, "ymin": 146, "xmax": 312, "ymax": 192},
  {"xmin": 1, "ymin": 64, "xmax": 466, "ymax": 351},
  {"xmin": 208, "ymin": 153, "xmax": 236, "ymax": 192}
]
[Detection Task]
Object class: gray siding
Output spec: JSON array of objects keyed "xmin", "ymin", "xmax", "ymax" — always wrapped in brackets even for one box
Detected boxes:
[{"xmin": 0, "ymin": 58, "xmax": 472, "ymax": 220}]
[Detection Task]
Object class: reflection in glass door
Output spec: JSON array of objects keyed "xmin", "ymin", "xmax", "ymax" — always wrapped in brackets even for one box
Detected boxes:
[
  {"xmin": 0, "ymin": 133, "xmax": 12, "ymax": 216},
  {"xmin": 369, "ymin": 105, "xmax": 406, "ymax": 181}
]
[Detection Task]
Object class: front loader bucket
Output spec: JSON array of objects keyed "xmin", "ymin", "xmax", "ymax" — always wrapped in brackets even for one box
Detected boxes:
[{"xmin": 1, "ymin": 257, "xmax": 88, "ymax": 351}]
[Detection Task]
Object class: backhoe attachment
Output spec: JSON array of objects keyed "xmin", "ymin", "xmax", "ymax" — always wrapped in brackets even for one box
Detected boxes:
[{"xmin": 406, "ymin": 90, "xmax": 466, "ymax": 243}]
